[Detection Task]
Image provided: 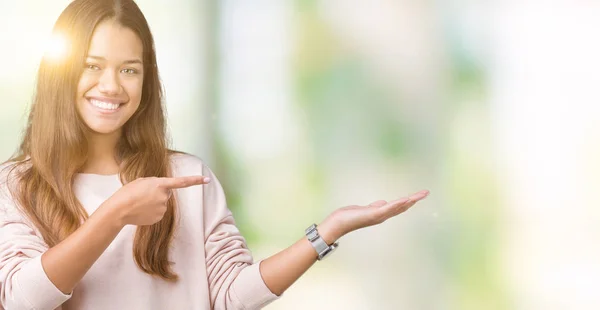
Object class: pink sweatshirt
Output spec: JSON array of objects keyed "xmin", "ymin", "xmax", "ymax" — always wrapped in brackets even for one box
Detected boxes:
[{"xmin": 0, "ymin": 154, "xmax": 279, "ymax": 310}]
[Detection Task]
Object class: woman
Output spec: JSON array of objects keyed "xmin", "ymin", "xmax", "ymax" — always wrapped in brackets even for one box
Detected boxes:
[{"xmin": 0, "ymin": 0, "xmax": 429, "ymax": 309}]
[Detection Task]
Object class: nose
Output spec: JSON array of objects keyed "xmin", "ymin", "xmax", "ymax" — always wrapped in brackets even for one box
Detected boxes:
[{"xmin": 97, "ymin": 70, "xmax": 121, "ymax": 95}]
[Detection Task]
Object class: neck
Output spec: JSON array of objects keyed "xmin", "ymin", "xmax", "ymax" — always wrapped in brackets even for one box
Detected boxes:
[{"xmin": 81, "ymin": 130, "xmax": 122, "ymax": 175}]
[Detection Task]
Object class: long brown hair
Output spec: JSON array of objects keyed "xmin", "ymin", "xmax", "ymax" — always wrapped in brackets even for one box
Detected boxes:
[{"xmin": 4, "ymin": 0, "xmax": 179, "ymax": 281}]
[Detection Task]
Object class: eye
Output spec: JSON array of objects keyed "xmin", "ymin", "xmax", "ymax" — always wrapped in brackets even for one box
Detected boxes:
[
  {"xmin": 121, "ymin": 68, "xmax": 139, "ymax": 75},
  {"xmin": 85, "ymin": 64, "xmax": 100, "ymax": 71}
]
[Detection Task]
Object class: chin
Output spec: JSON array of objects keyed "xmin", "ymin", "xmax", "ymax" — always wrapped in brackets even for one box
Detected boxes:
[{"xmin": 85, "ymin": 123, "xmax": 123, "ymax": 136}]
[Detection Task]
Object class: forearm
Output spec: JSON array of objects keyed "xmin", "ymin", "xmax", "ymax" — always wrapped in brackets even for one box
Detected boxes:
[
  {"xmin": 259, "ymin": 220, "xmax": 342, "ymax": 296},
  {"xmin": 41, "ymin": 202, "xmax": 124, "ymax": 294}
]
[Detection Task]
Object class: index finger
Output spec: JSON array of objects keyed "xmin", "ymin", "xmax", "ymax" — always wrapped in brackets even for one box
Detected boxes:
[
  {"xmin": 406, "ymin": 190, "xmax": 429, "ymax": 203},
  {"xmin": 159, "ymin": 175, "xmax": 211, "ymax": 189}
]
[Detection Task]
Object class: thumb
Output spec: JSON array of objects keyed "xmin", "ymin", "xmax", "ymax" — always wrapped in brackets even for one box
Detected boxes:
[{"xmin": 369, "ymin": 200, "xmax": 388, "ymax": 207}]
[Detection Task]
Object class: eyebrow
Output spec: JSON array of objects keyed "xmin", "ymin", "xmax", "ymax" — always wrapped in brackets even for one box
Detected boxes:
[{"xmin": 86, "ymin": 55, "xmax": 143, "ymax": 65}]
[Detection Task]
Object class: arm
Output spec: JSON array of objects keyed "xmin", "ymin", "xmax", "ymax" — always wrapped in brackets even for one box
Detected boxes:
[
  {"xmin": 201, "ymin": 162, "xmax": 428, "ymax": 309},
  {"xmin": 202, "ymin": 166, "xmax": 279, "ymax": 310},
  {"xmin": 257, "ymin": 219, "xmax": 339, "ymax": 297},
  {"xmin": 0, "ymin": 198, "xmax": 79, "ymax": 310},
  {"xmin": 0, "ymin": 199, "xmax": 124, "ymax": 310},
  {"xmin": 41, "ymin": 175, "xmax": 209, "ymax": 294},
  {"xmin": 0, "ymin": 175, "xmax": 207, "ymax": 310},
  {"xmin": 40, "ymin": 204, "xmax": 123, "ymax": 294},
  {"xmin": 260, "ymin": 192, "xmax": 429, "ymax": 296}
]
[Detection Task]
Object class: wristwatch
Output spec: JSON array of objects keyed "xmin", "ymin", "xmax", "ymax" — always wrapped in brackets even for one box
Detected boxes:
[{"xmin": 305, "ymin": 224, "xmax": 339, "ymax": 260}]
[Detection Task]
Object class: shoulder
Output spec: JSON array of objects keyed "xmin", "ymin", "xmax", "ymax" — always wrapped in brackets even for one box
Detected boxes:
[
  {"xmin": 168, "ymin": 152, "xmax": 211, "ymax": 177},
  {"xmin": 0, "ymin": 161, "xmax": 17, "ymax": 182},
  {"xmin": 0, "ymin": 160, "xmax": 29, "ymax": 200},
  {"xmin": 0, "ymin": 160, "xmax": 29, "ymax": 214},
  {"xmin": 0, "ymin": 160, "xmax": 22, "ymax": 178}
]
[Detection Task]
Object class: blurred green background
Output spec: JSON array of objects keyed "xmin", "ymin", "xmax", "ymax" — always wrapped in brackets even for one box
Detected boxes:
[{"xmin": 2, "ymin": 1, "xmax": 600, "ymax": 309}]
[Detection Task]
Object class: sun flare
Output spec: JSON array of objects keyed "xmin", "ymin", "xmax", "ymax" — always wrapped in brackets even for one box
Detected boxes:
[{"xmin": 43, "ymin": 32, "xmax": 70, "ymax": 61}]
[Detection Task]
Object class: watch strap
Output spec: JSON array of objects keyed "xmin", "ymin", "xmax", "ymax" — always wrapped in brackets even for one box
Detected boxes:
[{"xmin": 305, "ymin": 224, "xmax": 338, "ymax": 260}]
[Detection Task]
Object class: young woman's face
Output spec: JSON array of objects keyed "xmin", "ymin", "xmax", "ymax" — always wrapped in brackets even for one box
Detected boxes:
[{"xmin": 76, "ymin": 19, "xmax": 144, "ymax": 136}]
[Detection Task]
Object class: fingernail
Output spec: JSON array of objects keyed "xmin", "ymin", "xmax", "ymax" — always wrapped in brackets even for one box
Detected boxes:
[{"xmin": 203, "ymin": 177, "xmax": 211, "ymax": 183}]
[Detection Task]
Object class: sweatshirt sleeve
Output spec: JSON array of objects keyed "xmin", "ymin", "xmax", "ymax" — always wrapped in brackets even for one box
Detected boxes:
[
  {"xmin": 202, "ymin": 164, "xmax": 280, "ymax": 310},
  {"xmin": 0, "ymin": 180, "xmax": 71, "ymax": 310}
]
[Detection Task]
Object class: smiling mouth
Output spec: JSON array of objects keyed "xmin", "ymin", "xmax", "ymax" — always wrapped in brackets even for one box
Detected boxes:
[{"xmin": 87, "ymin": 98, "xmax": 125, "ymax": 114}]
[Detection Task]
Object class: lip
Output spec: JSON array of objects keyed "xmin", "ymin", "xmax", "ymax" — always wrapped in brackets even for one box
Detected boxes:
[{"xmin": 86, "ymin": 97, "xmax": 126, "ymax": 115}]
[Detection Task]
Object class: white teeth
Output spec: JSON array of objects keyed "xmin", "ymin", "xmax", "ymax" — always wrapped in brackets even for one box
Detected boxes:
[{"xmin": 90, "ymin": 99, "xmax": 120, "ymax": 110}]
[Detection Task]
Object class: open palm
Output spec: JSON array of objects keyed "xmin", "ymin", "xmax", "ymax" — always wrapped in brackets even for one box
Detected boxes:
[{"xmin": 321, "ymin": 190, "xmax": 430, "ymax": 241}]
